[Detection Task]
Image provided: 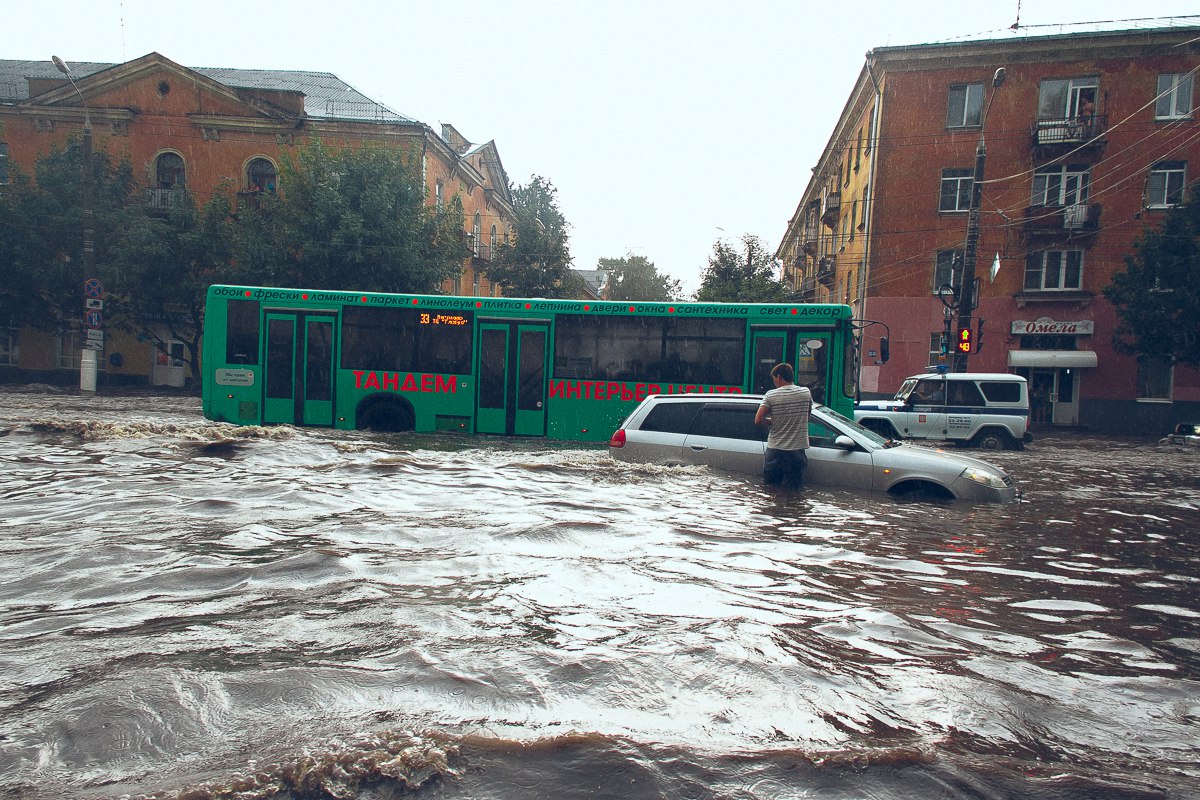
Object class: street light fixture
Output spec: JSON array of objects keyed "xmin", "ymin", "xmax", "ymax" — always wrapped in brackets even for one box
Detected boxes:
[
  {"xmin": 954, "ymin": 66, "xmax": 1006, "ymax": 372},
  {"xmin": 52, "ymin": 55, "xmax": 98, "ymax": 393}
]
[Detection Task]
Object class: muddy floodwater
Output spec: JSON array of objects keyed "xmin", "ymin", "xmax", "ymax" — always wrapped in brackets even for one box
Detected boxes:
[{"xmin": 0, "ymin": 388, "xmax": 1197, "ymax": 800}]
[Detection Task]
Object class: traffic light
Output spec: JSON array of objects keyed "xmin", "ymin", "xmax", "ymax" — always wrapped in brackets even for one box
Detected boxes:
[{"xmin": 956, "ymin": 326, "xmax": 973, "ymax": 354}]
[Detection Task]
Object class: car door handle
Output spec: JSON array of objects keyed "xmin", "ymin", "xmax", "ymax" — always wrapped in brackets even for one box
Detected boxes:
[{"xmin": 689, "ymin": 445, "xmax": 707, "ymax": 452}]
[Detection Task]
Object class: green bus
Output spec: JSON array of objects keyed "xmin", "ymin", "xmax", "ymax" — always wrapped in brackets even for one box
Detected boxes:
[{"xmin": 201, "ymin": 284, "xmax": 857, "ymax": 442}]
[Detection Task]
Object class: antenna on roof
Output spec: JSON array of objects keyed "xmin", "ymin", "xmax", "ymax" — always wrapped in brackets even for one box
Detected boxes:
[{"xmin": 1011, "ymin": 0, "xmax": 1021, "ymax": 29}]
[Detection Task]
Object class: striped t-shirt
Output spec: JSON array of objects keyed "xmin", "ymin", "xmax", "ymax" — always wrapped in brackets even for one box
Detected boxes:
[{"xmin": 760, "ymin": 384, "xmax": 812, "ymax": 450}]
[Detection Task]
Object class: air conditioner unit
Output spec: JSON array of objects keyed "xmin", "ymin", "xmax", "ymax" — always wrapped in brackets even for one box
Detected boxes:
[{"xmin": 1064, "ymin": 204, "xmax": 1088, "ymax": 229}]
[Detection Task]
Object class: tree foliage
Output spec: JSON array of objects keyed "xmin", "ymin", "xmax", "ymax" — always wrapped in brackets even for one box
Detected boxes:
[
  {"xmin": 0, "ymin": 137, "xmax": 139, "ymax": 332},
  {"xmin": 484, "ymin": 175, "xmax": 573, "ymax": 297},
  {"xmin": 1103, "ymin": 187, "xmax": 1200, "ymax": 367},
  {"xmin": 229, "ymin": 140, "xmax": 468, "ymax": 293},
  {"xmin": 598, "ymin": 254, "xmax": 683, "ymax": 301},
  {"xmin": 695, "ymin": 234, "xmax": 789, "ymax": 303}
]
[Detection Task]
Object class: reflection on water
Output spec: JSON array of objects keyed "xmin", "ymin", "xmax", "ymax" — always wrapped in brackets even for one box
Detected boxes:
[{"xmin": 0, "ymin": 388, "xmax": 1197, "ymax": 799}]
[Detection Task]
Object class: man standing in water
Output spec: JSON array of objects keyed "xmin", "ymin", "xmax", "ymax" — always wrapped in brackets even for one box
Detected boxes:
[{"xmin": 754, "ymin": 362, "xmax": 812, "ymax": 489}]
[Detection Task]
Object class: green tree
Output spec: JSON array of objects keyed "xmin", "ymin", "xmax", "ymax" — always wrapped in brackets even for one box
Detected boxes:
[
  {"xmin": 599, "ymin": 254, "xmax": 683, "ymax": 301},
  {"xmin": 229, "ymin": 139, "xmax": 468, "ymax": 293},
  {"xmin": 1103, "ymin": 187, "xmax": 1200, "ymax": 367},
  {"xmin": 106, "ymin": 188, "xmax": 238, "ymax": 385},
  {"xmin": 0, "ymin": 137, "xmax": 139, "ymax": 332},
  {"xmin": 695, "ymin": 234, "xmax": 789, "ymax": 303},
  {"xmin": 484, "ymin": 175, "xmax": 573, "ymax": 297}
]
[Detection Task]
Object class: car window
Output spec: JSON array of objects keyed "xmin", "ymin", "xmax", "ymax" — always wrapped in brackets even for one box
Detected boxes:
[
  {"xmin": 691, "ymin": 404, "xmax": 765, "ymax": 441},
  {"xmin": 640, "ymin": 402, "xmax": 703, "ymax": 434},
  {"xmin": 912, "ymin": 379, "xmax": 945, "ymax": 405},
  {"xmin": 807, "ymin": 418, "xmax": 843, "ymax": 448},
  {"xmin": 980, "ymin": 381, "xmax": 1022, "ymax": 403},
  {"xmin": 946, "ymin": 380, "xmax": 985, "ymax": 405}
]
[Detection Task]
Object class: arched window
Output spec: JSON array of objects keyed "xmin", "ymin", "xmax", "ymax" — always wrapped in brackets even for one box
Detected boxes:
[
  {"xmin": 247, "ymin": 157, "xmax": 277, "ymax": 193},
  {"xmin": 155, "ymin": 152, "xmax": 185, "ymax": 189},
  {"xmin": 489, "ymin": 224, "xmax": 498, "ymax": 260},
  {"xmin": 473, "ymin": 212, "xmax": 482, "ymax": 256}
]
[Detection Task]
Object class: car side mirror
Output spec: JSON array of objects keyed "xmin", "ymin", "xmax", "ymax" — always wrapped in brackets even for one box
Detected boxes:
[{"xmin": 834, "ymin": 435, "xmax": 857, "ymax": 450}]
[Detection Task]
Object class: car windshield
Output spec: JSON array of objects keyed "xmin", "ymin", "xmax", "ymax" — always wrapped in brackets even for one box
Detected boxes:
[
  {"xmin": 894, "ymin": 379, "xmax": 918, "ymax": 401},
  {"xmin": 816, "ymin": 404, "xmax": 896, "ymax": 448}
]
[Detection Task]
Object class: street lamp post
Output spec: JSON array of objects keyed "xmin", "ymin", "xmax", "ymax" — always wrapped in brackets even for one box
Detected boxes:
[
  {"xmin": 954, "ymin": 67, "xmax": 1005, "ymax": 372},
  {"xmin": 52, "ymin": 56, "xmax": 98, "ymax": 393}
]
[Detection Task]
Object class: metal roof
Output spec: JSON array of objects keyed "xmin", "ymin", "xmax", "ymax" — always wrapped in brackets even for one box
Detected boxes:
[
  {"xmin": 0, "ymin": 58, "xmax": 415, "ymax": 123},
  {"xmin": 888, "ymin": 14, "xmax": 1200, "ymax": 50}
]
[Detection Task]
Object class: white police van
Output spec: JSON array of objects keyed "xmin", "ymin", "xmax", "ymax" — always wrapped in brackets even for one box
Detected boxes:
[{"xmin": 854, "ymin": 371, "xmax": 1032, "ymax": 450}]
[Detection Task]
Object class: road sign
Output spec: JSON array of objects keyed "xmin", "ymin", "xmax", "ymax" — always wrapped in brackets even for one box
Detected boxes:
[
  {"xmin": 84, "ymin": 309, "xmax": 103, "ymax": 329},
  {"xmin": 84, "ymin": 278, "xmax": 104, "ymax": 299},
  {"xmin": 84, "ymin": 329, "xmax": 105, "ymax": 349},
  {"xmin": 85, "ymin": 298, "xmax": 103, "ymax": 310}
]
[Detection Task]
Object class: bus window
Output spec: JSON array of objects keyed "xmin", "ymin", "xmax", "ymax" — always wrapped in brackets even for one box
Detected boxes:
[
  {"xmin": 554, "ymin": 315, "xmax": 745, "ymax": 385},
  {"xmin": 341, "ymin": 307, "xmax": 473, "ymax": 374},
  {"xmin": 226, "ymin": 299, "xmax": 260, "ymax": 365}
]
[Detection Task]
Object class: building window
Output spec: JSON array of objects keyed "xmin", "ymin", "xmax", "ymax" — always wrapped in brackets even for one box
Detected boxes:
[
  {"xmin": 928, "ymin": 332, "xmax": 946, "ymax": 365},
  {"xmin": 1024, "ymin": 250, "xmax": 1083, "ymax": 291},
  {"xmin": 489, "ymin": 224, "xmax": 498, "ymax": 260},
  {"xmin": 939, "ymin": 168, "xmax": 973, "ymax": 212},
  {"xmin": 0, "ymin": 319, "xmax": 18, "ymax": 365},
  {"xmin": 1038, "ymin": 77, "xmax": 1099, "ymax": 121},
  {"xmin": 57, "ymin": 329, "xmax": 83, "ymax": 370},
  {"xmin": 0, "ymin": 142, "xmax": 9, "ymax": 185},
  {"xmin": 946, "ymin": 83, "xmax": 984, "ymax": 128},
  {"xmin": 155, "ymin": 152, "xmax": 186, "ymax": 189},
  {"xmin": 934, "ymin": 249, "xmax": 962, "ymax": 296},
  {"xmin": 1032, "ymin": 164, "xmax": 1090, "ymax": 207},
  {"xmin": 149, "ymin": 152, "xmax": 186, "ymax": 210},
  {"xmin": 472, "ymin": 212, "xmax": 482, "ymax": 256},
  {"xmin": 246, "ymin": 157, "xmax": 277, "ymax": 193},
  {"xmin": 435, "ymin": 179, "xmax": 444, "ymax": 209},
  {"xmin": 1136, "ymin": 355, "xmax": 1173, "ymax": 400},
  {"xmin": 1156, "ymin": 73, "xmax": 1194, "ymax": 120},
  {"xmin": 1147, "ymin": 161, "xmax": 1186, "ymax": 208}
]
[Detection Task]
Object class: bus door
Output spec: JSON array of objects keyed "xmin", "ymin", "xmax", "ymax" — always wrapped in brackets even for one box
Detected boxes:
[
  {"xmin": 750, "ymin": 328, "xmax": 832, "ymax": 405},
  {"xmin": 263, "ymin": 311, "xmax": 336, "ymax": 426},
  {"xmin": 476, "ymin": 320, "xmax": 549, "ymax": 436}
]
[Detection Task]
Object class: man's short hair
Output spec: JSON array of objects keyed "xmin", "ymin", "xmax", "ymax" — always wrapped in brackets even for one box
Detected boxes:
[{"xmin": 770, "ymin": 363, "xmax": 794, "ymax": 382}]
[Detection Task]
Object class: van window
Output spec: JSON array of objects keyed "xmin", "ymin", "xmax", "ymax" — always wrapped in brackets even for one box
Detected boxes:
[
  {"xmin": 692, "ymin": 404, "xmax": 764, "ymax": 441},
  {"xmin": 980, "ymin": 381, "xmax": 1022, "ymax": 403},
  {"xmin": 640, "ymin": 402, "xmax": 703, "ymax": 434},
  {"xmin": 912, "ymin": 379, "xmax": 945, "ymax": 405},
  {"xmin": 947, "ymin": 380, "xmax": 985, "ymax": 405}
]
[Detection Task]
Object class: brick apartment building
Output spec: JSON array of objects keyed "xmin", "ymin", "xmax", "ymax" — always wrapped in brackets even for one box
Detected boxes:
[
  {"xmin": 0, "ymin": 52, "xmax": 515, "ymax": 387},
  {"xmin": 776, "ymin": 19, "xmax": 1200, "ymax": 435}
]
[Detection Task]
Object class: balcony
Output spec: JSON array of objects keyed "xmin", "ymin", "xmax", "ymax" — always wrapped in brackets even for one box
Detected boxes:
[
  {"xmin": 816, "ymin": 255, "xmax": 836, "ymax": 286},
  {"xmin": 799, "ymin": 276, "xmax": 817, "ymax": 300},
  {"xmin": 146, "ymin": 187, "xmax": 188, "ymax": 212},
  {"xmin": 821, "ymin": 192, "xmax": 841, "ymax": 229},
  {"xmin": 1031, "ymin": 115, "xmax": 1107, "ymax": 156},
  {"xmin": 1021, "ymin": 203, "xmax": 1102, "ymax": 238}
]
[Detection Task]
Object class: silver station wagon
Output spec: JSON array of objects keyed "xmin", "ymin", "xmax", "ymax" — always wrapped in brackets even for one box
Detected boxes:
[{"xmin": 608, "ymin": 394, "xmax": 1019, "ymax": 502}]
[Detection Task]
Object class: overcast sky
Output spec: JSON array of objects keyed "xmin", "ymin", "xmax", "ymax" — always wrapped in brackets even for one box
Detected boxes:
[{"xmin": 12, "ymin": 1, "xmax": 1200, "ymax": 294}]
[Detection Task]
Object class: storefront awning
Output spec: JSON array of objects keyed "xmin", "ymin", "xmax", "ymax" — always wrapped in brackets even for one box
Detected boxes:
[{"xmin": 1008, "ymin": 350, "xmax": 1098, "ymax": 368}]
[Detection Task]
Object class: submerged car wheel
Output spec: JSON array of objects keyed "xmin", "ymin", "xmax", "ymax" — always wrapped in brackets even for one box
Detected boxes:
[
  {"xmin": 889, "ymin": 480, "xmax": 955, "ymax": 503},
  {"xmin": 972, "ymin": 429, "xmax": 1009, "ymax": 450}
]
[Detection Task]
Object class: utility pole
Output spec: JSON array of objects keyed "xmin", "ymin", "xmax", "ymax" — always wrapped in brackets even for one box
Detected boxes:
[
  {"xmin": 53, "ymin": 56, "xmax": 98, "ymax": 393},
  {"xmin": 954, "ymin": 67, "xmax": 1006, "ymax": 372}
]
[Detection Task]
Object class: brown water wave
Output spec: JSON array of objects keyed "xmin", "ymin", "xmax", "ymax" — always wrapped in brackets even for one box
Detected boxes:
[{"xmin": 0, "ymin": 389, "xmax": 1197, "ymax": 799}]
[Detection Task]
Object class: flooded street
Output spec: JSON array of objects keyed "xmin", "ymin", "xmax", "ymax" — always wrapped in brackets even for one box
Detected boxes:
[{"xmin": 1, "ymin": 387, "xmax": 1197, "ymax": 800}]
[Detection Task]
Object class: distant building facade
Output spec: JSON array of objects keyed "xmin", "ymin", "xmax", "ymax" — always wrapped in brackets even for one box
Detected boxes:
[
  {"xmin": 776, "ymin": 21, "xmax": 1200, "ymax": 434},
  {"xmin": 0, "ymin": 53, "xmax": 515, "ymax": 386}
]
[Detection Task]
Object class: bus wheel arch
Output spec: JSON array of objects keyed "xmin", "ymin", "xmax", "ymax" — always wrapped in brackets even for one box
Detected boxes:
[{"xmin": 355, "ymin": 394, "xmax": 416, "ymax": 432}]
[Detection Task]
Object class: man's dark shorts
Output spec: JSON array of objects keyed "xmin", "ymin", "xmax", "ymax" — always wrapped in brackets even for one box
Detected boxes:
[{"xmin": 764, "ymin": 447, "xmax": 807, "ymax": 489}]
